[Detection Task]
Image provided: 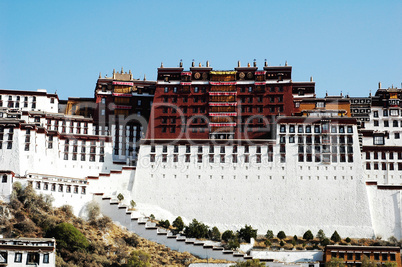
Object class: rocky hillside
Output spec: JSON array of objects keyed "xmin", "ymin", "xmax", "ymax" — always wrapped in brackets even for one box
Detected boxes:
[{"xmin": 0, "ymin": 183, "xmax": 230, "ymax": 266}]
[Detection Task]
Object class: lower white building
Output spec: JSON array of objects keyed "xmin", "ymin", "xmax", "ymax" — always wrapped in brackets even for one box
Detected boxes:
[{"xmin": 0, "ymin": 237, "xmax": 56, "ymax": 267}]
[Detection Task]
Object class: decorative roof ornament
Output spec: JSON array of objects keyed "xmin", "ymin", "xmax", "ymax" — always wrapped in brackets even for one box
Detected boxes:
[
  {"xmin": 238, "ymin": 61, "xmax": 241, "ymax": 67},
  {"xmin": 99, "ymin": 72, "xmax": 101, "ymax": 79},
  {"xmin": 199, "ymin": 62, "xmax": 202, "ymax": 67},
  {"xmin": 121, "ymin": 67, "xmax": 124, "ymax": 74},
  {"xmin": 264, "ymin": 59, "xmax": 267, "ymax": 67},
  {"xmin": 253, "ymin": 59, "xmax": 257, "ymax": 67},
  {"xmin": 310, "ymin": 76, "xmax": 313, "ymax": 82},
  {"xmin": 206, "ymin": 60, "xmax": 210, "ymax": 67},
  {"xmin": 192, "ymin": 60, "xmax": 195, "ymax": 67},
  {"xmin": 247, "ymin": 62, "xmax": 251, "ymax": 67},
  {"xmin": 285, "ymin": 60, "xmax": 288, "ymax": 66},
  {"xmin": 379, "ymin": 82, "xmax": 381, "ymax": 89},
  {"xmin": 144, "ymin": 74, "xmax": 146, "ymax": 81},
  {"xmin": 179, "ymin": 59, "xmax": 183, "ymax": 68},
  {"xmin": 161, "ymin": 62, "xmax": 164, "ymax": 68}
]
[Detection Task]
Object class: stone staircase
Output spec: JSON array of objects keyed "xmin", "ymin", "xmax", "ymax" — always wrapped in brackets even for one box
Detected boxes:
[{"xmin": 93, "ymin": 193, "xmax": 261, "ymax": 262}]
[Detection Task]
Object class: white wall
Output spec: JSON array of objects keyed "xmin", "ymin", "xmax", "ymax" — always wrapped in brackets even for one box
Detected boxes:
[
  {"xmin": 133, "ymin": 134, "xmax": 374, "ymax": 238},
  {"xmin": 366, "ymin": 184, "xmax": 402, "ymax": 239}
]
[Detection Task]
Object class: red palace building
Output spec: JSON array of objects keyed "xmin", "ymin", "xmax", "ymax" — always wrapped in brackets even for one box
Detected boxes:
[{"xmin": 147, "ymin": 61, "xmax": 315, "ymax": 141}]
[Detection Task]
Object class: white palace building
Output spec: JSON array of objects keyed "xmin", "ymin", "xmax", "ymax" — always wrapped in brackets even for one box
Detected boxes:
[{"xmin": 1, "ymin": 65, "xmax": 402, "ymax": 246}]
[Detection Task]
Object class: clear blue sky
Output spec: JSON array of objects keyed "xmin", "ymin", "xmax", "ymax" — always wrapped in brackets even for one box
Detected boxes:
[{"xmin": 0, "ymin": 1, "xmax": 401, "ymax": 100}]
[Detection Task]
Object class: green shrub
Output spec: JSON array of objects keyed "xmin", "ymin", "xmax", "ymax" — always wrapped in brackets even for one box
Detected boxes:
[
  {"xmin": 127, "ymin": 250, "xmax": 150, "ymax": 267},
  {"xmin": 172, "ymin": 216, "xmax": 184, "ymax": 232},
  {"xmin": 238, "ymin": 225, "xmax": 257, "ymax": 243},
  {"xmin": 303, "ymin": 230, "xmax": 314, "ymax": 241},
  {"xmin": 157, "ymin": 219, "xmax": 170, "ymax": 229},
  {"xmin": 265, "ymin": 230, "xmax": 274, "ymax": 239},
  {"xmin": 230, "ymin": 259, "xmax": 265, "ymax": 266},
  {"xmin": 322, "ymin": 238, "xmax": 330, "ymax": 246},
  {"xmin": 222, "ymin": 230, "xmax": 234, "ymax": 242},
  {"xmin": 209, "ymin": 226, "xmax": 221, "ymax": 241},
  {"xmin": 277, "ymin": 231, "xmax": 286, "ymax": 239},
  {"xmin": 331, "ymin": 231, "xmax": 341, "ymax": 243},
  {"xmin": 227, "ymin": 238, "xmax": 240, "ymax": 250},
  {"xmin": 48, "ymin": 222, "xmax": 89, "ymax": 251},
  {"xmin": 184, "ymin": 219, "xmax": 209, "ymax": 239},
  {"xmin": 130, "ymin": 200, "xmax": 136, "ymax": 209},
  {"xmin": 117, "ymin": 193, "xmax": 124, "ymax": 202},
  {"xmin": 317, "ymin": 229, "xmax": 326, "ymax": 241}
]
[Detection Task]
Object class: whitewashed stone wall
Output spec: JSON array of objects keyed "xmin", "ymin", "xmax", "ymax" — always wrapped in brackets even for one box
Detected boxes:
[{"xmin": 132, "ymin": 124, "xmax": 374, "ymax": 238}]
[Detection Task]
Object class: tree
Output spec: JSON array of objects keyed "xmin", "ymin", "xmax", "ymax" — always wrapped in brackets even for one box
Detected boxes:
[
  {"xmin": 127, "ymin": 250, "xmax": 150, "ymax": 267},
  {"xmin": 322, "ymin": 238, "xmax": 330, "ymax": 246},
  {"xmin": 209, "ymin": 226, "xmax": 221, "ymax": 241},
  {"xmin": 277, "ymin": 231, "xmax": 286, "ymax": 239},
  {"xmin": 87, "ymin": 201, "xmax": 100, "ymax": 221},
  {"xmin": 172, "ymin": 216, "xmax": 184, "ymax": 232},
  {"xmin": 238, "ymin": 225, "xmax": 257, "ymax": 243},
  {"xmin": 331, "ymin": 231, "xmax": 341, "ymax": 243},
  {"xmin": 303, "ymin": 230, "xmax": 314, "ymax": 241},
  {"xmin": 280, "ymin": 240, "xmax": 285, "ymax": 247},
  {"xmin": 157, "ymin": 220, "xmax": 170, "ymax": 229},
  {"xmin": 222, "ymin": 230, "xmax": 235, "ymax": 242},
  {"xmin": 293, "ymin": 235, "xmax": 298, "ymax": 241},
  {"xmin": 184, "ymin": 219, "xmax": 209, "ymax": 239},
  {"xmin": 317, "ymin": 229, "xmax": 326, "ymax": 241},
  {"xmin": 325, "ymin": 257, "xmax": 345, "ymax": 267},
  {"xmin": 227, "ymin": 237, "xmax": 240, "ymax": 250},
  {"xmin": 117, "ymin": 193, "xmax": 124, "ymax": 202},
  {"xmin": 361, "ymin": 255, "xmax": 377, "ymax": 267},
  {"xmin": 345, "ymin": 237, "xmax": 351, "ymax": 243},
  {"xmin": 48, "ymin": 223, "xmax": 89, "ymax": 251},
  {"xmin": 230, "ymin": 259, "xmax": 265, "ymax": 266},
  {"xmin": 130, "ymin": 200, "xmax": 136, "ymax": 209},
  {"xmin": 265, "ymin": 230, "xmax": 274, "ymax": 239}
]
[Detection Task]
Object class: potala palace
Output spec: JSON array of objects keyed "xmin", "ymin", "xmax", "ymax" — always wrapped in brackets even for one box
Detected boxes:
[{"xmin": 1, "ymin": 62, "xmax": 401, "ymax": 245}]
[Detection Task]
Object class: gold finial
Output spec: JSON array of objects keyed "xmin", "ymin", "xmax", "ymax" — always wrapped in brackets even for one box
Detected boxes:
[
  {"xmin": 238, "ymin": 61, "xmax": 241, "ymax": 67},
  {"xmin": 247, "ymin": 62, "xmax": 250, "ymax": 67},
  {"xmin": 99, "ymin": 72, "xmax": 101, "ymax": 79},
  {"xmin": 206, "ymin": 60, "xmax": 210, "ymax": 67},
  {"xmin": 199, "ymin": 62, "xmax": 202, "ymax": 67},
  {"xmin": 310, "ymin": 76, "xmax": 313, "ymax": 82},
  {"xmin": 161, "ymin": 62, "xmax": 164, "ymax": 68},
  {"xmin": 144, "ymin": 74, "xmax": 146, "ymax": 81}
]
